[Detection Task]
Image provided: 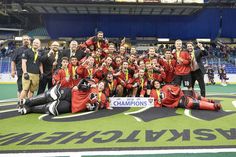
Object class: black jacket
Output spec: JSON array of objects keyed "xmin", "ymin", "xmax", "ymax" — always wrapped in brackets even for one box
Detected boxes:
[
  {"xmin": 193, "ymin": 49, "xmax": 208, "ymax": 74},
  {"xmin": 62, "ymin": 49, "xmax": 87, "ymax": 61},
  {"xmin": 40, "ymin": 50, "xmax": 63, "ymax": 78}
]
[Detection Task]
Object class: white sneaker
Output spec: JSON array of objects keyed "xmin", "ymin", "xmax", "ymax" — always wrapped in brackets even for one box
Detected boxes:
[{"xmin": 18, "ymin": 106, "xmax": 29, "ymax": 115}]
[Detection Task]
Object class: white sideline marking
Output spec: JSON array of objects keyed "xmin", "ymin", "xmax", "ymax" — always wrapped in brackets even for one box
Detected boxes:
[
  {"xmin": 0, "ymin": 98, "xmax": 18, "ymax": 103},
  {"xmin": 53, "ymin": 111, "xmax": 95, "ymax": 119},
  {"xmin": 232, "ymin": 101, "xmax": 236, "ymax": 108},
  {"xmin": 184, "ymin": 109, "xmax": 202, "ymax": 121},
  {"xmin": 134, "ymin": 116, "xmax": 142, "ymax": 122},
  {"xmin": 124, "ymin": 107, "xmax": 151, "ymax": 115},
  {"xmin": 1, "ymin": 148, "xmax": 236, "ymax": 157},
  {"xmin": 0, "ymin": 108, "xmax": 17, "ymax": 113},
  {"xmin": 0, "ymin": 102, "xmax": 17, "ymax": 106},
  {"xmin": 38, "ymin": 114, "xmax": 48, "ymax": 120}
]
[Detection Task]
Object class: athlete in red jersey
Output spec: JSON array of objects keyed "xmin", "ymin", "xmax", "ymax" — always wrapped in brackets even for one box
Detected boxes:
[
  {"xmin": 159, "ymin": 49, "xmax": 176, "ymax": 83},
  {"xmin": 116, "ymin": 61, "xmax": 133, "ymax": 96},
  {"xmin": 104, "ymin": 72, "xmax": 118, "ymax": 97},
  {"xmin": 160, "ymin": 84, "xmax": 221, "ymax": 111},
  {"xmin": 53, "ymin": 57, "xmax": 72, "ymax": 88},
  {"xmin": 68, "ymin": 56, "xmax": 80, "ymax": 87},
  {"xmin": 172, "ymin": 39, "xmax": 192, "ymax": 88},
  {"xmin": 127, "ymin": 69, "xmax": 147, "ymax": 97},
  {"xmin": 76, "ymin": 56, "xmax": 100, "ymax": 83},
  {"xmin": 150, "ymin": 80, "xmax": 162, "ymax": 107}
]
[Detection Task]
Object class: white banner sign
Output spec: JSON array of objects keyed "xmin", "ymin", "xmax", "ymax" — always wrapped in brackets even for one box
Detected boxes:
[{"xmin": 109, "ymin": 97, "xmax": 154, "ymax": 107}]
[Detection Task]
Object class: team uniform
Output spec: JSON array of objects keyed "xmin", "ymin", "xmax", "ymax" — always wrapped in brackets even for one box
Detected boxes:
[
  {"xmin": 159, "ymin": 58, "xmax": 176, "ymax": 83},
  {"xmin": 52, "ymin": 67, "xmax": 72, "ymax": 88},
  {"xmin": 173, "ymin": 50, "xmax": 192, "ymax": 87},
  {"xmin": 150, "ymin": 88, "xmax": 162, "ymax": 107},
  {"xmin": 68, "ymin": 63, "xmax": 80, "ymax": 87},
  {"xmin": 104, "ymin": 78, "xmax": 118, "ymax": 97},
  {"xmin": 84, "ymin": 36, "xmax": 109, "ymax": 58},
  {"xmin": 160, "ymin": 84, "xmax": 221, "ymax": 111}
]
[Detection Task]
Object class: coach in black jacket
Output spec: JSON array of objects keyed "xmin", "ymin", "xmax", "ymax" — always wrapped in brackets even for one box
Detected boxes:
[
  {"xmin": 187, "ymin": 42, "xmax": 208, "ymax": 97},
  {"xmin": 38, "ymin": 41, "xmax": 62, "ymax": 94},
  {"xmin": 62, "ymin": 40, "xmax": 87, "ymax": 62}
]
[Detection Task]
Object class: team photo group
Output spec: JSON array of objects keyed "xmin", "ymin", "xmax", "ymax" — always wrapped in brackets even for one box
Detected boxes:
[{"xmin": 11, "ymin": 31, "xmax": 222, "ymax": 116}]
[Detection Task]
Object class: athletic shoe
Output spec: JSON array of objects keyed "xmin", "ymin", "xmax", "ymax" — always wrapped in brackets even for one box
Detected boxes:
[
  {"xmin": 17, "ymin": 105, "xmax": 30, "ymax": 115},
  {"xmin": 49, "ymin": 84, "xmax": 60, "ymax": 100}
]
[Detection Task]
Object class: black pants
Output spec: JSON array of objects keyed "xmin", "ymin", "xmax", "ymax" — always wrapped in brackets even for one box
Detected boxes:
[
  {"xmin": 191, "ymin": 69, "xmax": 205, "ymax": 97},
  {"xmin": 28, "ymin": 87, "xmax": 72, "ymax": 114},
  {"xmin": 17, "ymin": 75, "xmax": 22, "ymax": 93},
  {"xmin": 37, "ymin": 76, "xmax": 53, "ymax": 95}
]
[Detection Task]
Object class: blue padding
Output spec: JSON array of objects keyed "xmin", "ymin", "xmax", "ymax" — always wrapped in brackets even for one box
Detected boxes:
[
  {"xmin": 221, "ymin": 9, "xmax": 236, "ymax": 38},
  {"xmin": 43, "ymin": 8, "xmax": 224, "ymax": 39}
]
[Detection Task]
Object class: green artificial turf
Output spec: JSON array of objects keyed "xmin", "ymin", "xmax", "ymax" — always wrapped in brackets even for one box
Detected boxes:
[{"xmin": 0, "ymin": 84, "xmax": 236, "ymax": 152}]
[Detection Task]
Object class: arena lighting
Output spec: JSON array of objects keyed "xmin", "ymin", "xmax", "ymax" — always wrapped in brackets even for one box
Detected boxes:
[
  {"xmin": 157, "ymin": 38, "xmax": 170, "ymax": 42},
  {"xmin": 14, "ymin": 36, "xmax": 22, "ymax": 41},
  {"xmin": 196, "ymin": 38, "xmax": 211, "ymax": 42}
]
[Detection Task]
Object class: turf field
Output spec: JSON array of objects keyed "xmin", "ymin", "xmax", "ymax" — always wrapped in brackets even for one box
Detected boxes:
[{"xmin": 0, "ymin": 84, "xmax": 236, "ymax": 156}]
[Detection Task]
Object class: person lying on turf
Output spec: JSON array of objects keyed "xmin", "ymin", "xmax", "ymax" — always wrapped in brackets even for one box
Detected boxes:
[
  {"xmin": 150, "ymin": 80, "xmax": 221, "ymax": 111},
  {"xmin": 17, "ymin": 79, "xmax": 110, "ymax": 116}
]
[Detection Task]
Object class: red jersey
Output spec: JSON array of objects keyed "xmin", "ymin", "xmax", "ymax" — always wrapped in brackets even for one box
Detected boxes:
[
  {"xmin": 159, "ymin": 58, "xmax": 176, "ymax": 83},
  {"xmin": 150, "ymin": 89, "xmax": 162, "ymax": 107},
  {"xmin": 52, "ymin": 68, "xmax": 72, "ymax": 88},
  {"xmin": 117, "ymin": 70, "xmax": 133, "ymax": 87},
  {"xmin": 145, "ymin": 70, "xmax": 166, "ymax": 82},
  {"xmin": 104, "ymin": 79, "xmax": 118, "ymax": 97},
  {"xmin": 85, "ymin": 37, "xmax": 108, "ymax": 52},
  {"xmin": 68, "ymin": 64, "xmax": 80, "ymax": 87},
  {"xmin": 160, "ymin": 84, "xmax": 184, "ymax": 108},
  {"xmin": 128, "ymin": 60, "xmax": 138, "ymax": 73},
  {"xmin": 71, "ymin": 87, "xmax": 97, "ymax": 113},
  {"xmin": 126, "ymin": 77, "xmax": 147, "ymax": 96},
  {"xmin": 76, "ymin": 65, "xmax": 99, "ymax": 83},
  {"xmin": 97, "ymin": 91, "xmax": 110, "ymax": 109},
  {"xmin": 173, "ymin": 50, "xmax": 191, "ymax": 75},
  {"xmin": 144, "ymin": 57, "xmax": 156, "ymax": 64}
]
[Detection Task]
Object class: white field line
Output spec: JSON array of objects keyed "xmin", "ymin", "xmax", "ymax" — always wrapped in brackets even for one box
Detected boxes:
[
  {"xmin": 0, "ymin": 98, "xmax": 18, "ymax": 103},
  {"xmin": 0, "ymin": 102, "xmax": 17, "ymax": 106},
  {"xmin": 38, "ymin": 114, "xmax": 49, "ymax": 120},
  {"xmin": 134, "ymin": 116, "xmax": 142, "ymax": 122},
  {"xmin": 0, "ymin": 108, "xmax": 17, "ymax": 113},
  {"xmin": 1, "ymin": 148, "xmax": 236, "ymax": 157},
  {"xmin": 53, "ymin": 111, "xmax": 96, "ymax": 119},
  {"xmin": 184, "ymin": 109, "xmax": 202, "ymax": 121},
  {"xmin": 232, "ymin": 101, "xmax": 236, "ymax": 108}
]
